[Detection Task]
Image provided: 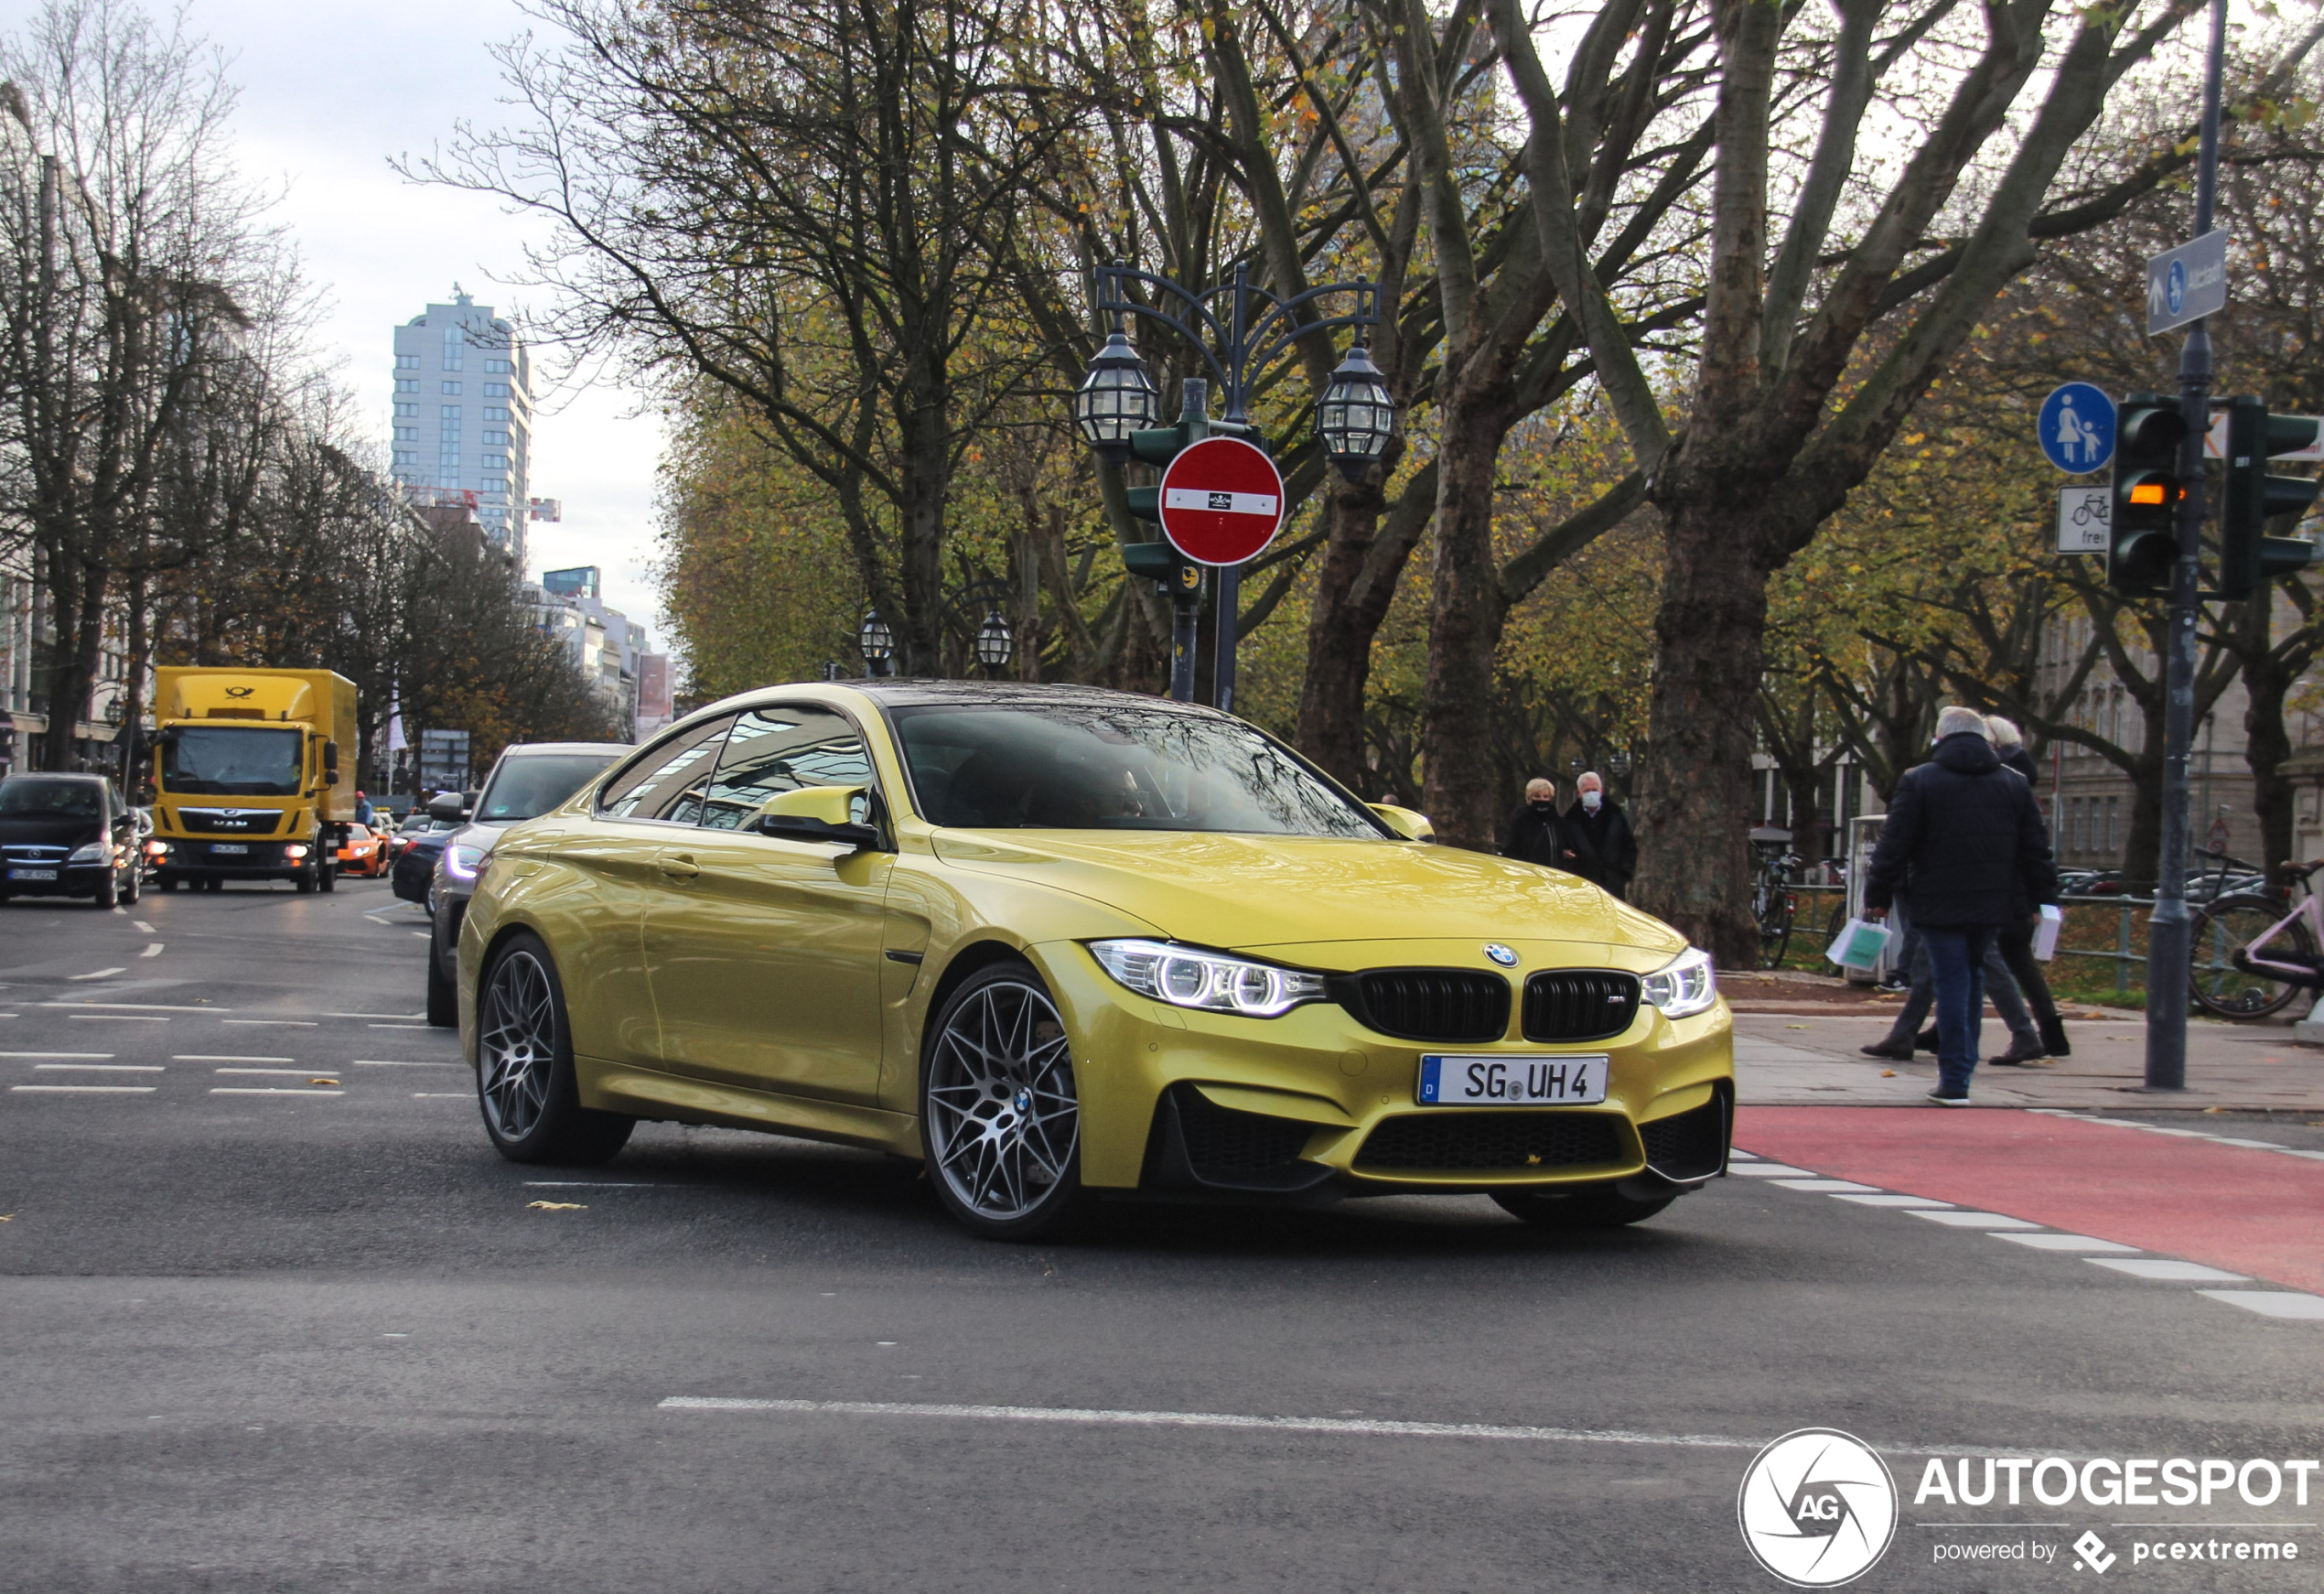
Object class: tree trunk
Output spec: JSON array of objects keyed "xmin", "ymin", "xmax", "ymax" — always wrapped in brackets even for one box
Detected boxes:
[
  {"xmin": 1418, "ymin": 388, "xmax": 1517, "ymax": 849},
  {"xmin": 1781, "ymin": 763, "xmax": 1826, "ymax": 869},
  {"xmin": 895, "ymin": 396, "xmax": 949, "ymax": 676},
  {"xmin": 1295, "ymin": 471, "xmax": 1427, "ymax": 791},
  {"xmin": 1630, "ymin": 502, "xmax": 1778, "ymax": 966}
]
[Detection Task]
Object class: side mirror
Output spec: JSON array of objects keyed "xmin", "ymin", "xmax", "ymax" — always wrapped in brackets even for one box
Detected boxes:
[
  {"xmin": 426, "ymin": 792, "xmax": 468, "ymax": 823},
  {"xmin": 1369, "ymin": 802, "xmax": 1435, "ymax": 842},
  {"xmin": 754, "ymin": 784, "xmax": 882, "ymax": 852},
  {"xmin": 322, "ymin": 739, "xmax": 340, "ymax": 786}
]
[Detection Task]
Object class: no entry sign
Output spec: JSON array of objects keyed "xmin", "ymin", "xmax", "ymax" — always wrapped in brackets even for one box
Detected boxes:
[{"xmin": 1158, "ymin": 436, "xmax": 1285, "ymax": 565}]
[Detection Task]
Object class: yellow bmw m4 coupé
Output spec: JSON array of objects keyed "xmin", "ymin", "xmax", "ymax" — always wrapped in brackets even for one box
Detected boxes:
[{"xmin": 457, "ymin": 682, "xmax": 1733, "ymax": 1240}]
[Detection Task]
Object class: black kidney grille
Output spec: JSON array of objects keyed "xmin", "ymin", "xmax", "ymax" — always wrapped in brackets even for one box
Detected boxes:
[
  {"xmin": 1354, "ymin": 1110, "xmax": 1629, "ymax": 1173},
  {"xmin": 1174, "ymin": 1088, "xmax": 1316, "ymax": 1172},
  {"xmin": 1640, "ymin": 1096, "xmax": 1728, "ymax": 1180},
  {"xmin": 1348, "ymin": 970, "xmax": 1510, "ymax": 1043},
  {"xmin": 1522, "ymin": 970, "xmax": 1642, "ymax": 1042}
]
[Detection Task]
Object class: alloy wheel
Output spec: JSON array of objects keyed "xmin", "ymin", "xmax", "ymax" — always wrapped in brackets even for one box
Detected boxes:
[
  {"xmin": 479, "ymin": 948, "xmax": 557, "ymax": 1140},
  {"xmin": 925, "ymin": 979, "xmax": 1079, "ymax": 1222}
]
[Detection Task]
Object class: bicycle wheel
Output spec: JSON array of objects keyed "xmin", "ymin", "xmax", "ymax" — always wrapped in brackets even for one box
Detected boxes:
[
  {"xmin": 1758, "ymin": 890, "xmax": 1795, "ymax": 969},
  {"xmin": 2188, "ymin": 894, "xmax": 2313, "ymax": 1021}
]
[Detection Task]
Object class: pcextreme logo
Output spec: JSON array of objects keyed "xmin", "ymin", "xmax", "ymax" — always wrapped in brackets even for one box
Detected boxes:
[{"xmin": 1738, "ymin": 1428, "xmax": 1900, "ymax": 1587}]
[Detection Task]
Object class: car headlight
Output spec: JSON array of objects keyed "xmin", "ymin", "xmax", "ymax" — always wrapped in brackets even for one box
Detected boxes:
[
  {"xmin": 444, "ymin": 843, "xmax": 488, "ymax": 880},
  {"xmin": 67, "ymin": 842, "xmax": 107, "ymax": 865},
  {"xmin": 145, "ymin": 840, "xmax": 169, "ymax": 856},
  {"xmin": 1640, "ymin": 945, "xmax": 1717, "ymax": 1018},
  {"xmin": 1089, "ymin": 939, "xmax": 1326, "ymax": 1018},
  {"xmin": 285, "ymin": 844, "xmax": 309, "ymax": 860}
]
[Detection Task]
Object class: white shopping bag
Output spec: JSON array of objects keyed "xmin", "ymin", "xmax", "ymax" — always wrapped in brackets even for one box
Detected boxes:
[
  {"xmin": 1824, "ymin": 916, "xmax": 1893, "ymax": 972},
  {"xmin": 2033, "ymin": 903, "xmax": 2063, "ymax": 962}
]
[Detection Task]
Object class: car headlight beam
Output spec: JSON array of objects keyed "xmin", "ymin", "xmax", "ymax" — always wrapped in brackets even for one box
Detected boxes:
[
  {"xmin": 443, "ymin": 843, "xmax": 487, "ymax": 880},
  {"xmin": 1089, "ymin": 939, "xmax": 1326, "ymax": 1018},
  {"xmin": 1640, "ymin": 945, "xmax": 1717, "ymax": 1018}
]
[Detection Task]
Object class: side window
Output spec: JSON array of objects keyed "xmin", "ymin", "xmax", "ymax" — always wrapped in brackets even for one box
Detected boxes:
[
  {"xmin": 597, "ymin": 716, "xmax": 737, "ymax": 824},
  {"xmin": 700, "ymin": 705, "xmax": 876, "ymax": 831}
]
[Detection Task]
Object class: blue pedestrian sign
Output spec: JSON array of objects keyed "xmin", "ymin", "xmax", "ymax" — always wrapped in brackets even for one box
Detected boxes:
[{"xmin": 2038, "ymin": 382, "xmax": 2114, "ymax": 474}]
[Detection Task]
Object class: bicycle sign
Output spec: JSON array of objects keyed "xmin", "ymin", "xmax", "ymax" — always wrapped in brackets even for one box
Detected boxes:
[{"xmin": 2057, "ymin": 484, "xmax": 2111, "ymax": 553}]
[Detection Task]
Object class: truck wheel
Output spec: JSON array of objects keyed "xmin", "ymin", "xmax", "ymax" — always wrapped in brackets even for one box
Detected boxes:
[
  {"xmin": 204, "ymin": 877, "xmax": 223, "ymax": 893},
  {"xmin": 318, "ymin": 857, "xmax": 336, "ymax": 894}
]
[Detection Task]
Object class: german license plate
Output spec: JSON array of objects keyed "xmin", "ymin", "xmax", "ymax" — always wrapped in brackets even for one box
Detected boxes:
[
  {"xmin": 1417, "ymin": 1054, "xmax": 1609, "ymax": 1106},
  {"xmin": 210, "ymin": 844, "xmax": 248, "ymax": 856},
  {"xmin": 7, "ymin": 867, "xmax": 58, "ymax": 881}
]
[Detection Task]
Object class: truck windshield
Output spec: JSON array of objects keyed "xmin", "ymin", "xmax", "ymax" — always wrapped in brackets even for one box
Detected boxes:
[{"xmin": 161, "ymin": 727, "xmax": 304, "ymax": 796}]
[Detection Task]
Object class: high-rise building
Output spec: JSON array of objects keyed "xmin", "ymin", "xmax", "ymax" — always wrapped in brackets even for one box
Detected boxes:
[{"xmin": 391, "ymin": 289, "xmax": 532, "ymax": 566}]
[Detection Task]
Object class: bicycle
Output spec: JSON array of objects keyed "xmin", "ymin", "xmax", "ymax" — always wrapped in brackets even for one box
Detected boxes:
[
  {"xmin": 2187, "ymin": 856, "xmax": 2324, "ymax": 1021},
  {"xmin": 1751, "ymin": 846, "xmax": 1802, "ymax": 971}
]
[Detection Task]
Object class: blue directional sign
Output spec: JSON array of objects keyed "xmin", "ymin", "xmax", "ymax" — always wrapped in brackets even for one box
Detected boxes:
[
  {"xmin": 2146, "ymin": 231, "xmax": 2228, "ymax": 336},
  {"xmin": 2038, "ymin": 382, "xmax": 2115, "ymax": 474}
]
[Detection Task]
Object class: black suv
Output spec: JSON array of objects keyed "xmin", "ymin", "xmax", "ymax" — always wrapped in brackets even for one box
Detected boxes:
[{"xmin": 0, "ymin": 774, "xmax": 142, "ymax": 908}]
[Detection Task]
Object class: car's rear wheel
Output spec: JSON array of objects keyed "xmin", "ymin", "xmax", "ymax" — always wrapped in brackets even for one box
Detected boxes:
[
  {"xmin": 920, "ymin": 961, "xmax": 1088, "ymax": 1241},
  {"xmin": 476, "ymin": 932, "xmax": 632, "ymax": 1165},
  {"xmin": 1491, "ymin": 1182, "xmax": 1675, "ymax": 1231}
]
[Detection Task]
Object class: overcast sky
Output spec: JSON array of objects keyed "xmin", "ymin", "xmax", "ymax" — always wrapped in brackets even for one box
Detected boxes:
[{"xmin": 12, "ymin": 0, "xmax": 671, "ymax": 640}]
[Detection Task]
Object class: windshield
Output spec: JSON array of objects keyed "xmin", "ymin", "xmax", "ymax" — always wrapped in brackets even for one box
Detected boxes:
[
  {"xmin": 891, "ymin": 704, "xmax": 1383, "ymax": 838},
  {"xmin": 476, "ymin": 752, "xmax": 621, "ymax": 823},
  {"xmin": 161, "ymin": 726, "xmax": 303, "ymax": 796},
  {"xmin": 0, "ymin": 778, "xmax": 103, "ymax": 819}
]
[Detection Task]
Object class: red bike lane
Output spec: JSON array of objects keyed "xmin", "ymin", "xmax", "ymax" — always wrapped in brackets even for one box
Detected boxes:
[{"xmin": 1733, "ymin": 1106, "xmax": 2324, "ymax": 1295}]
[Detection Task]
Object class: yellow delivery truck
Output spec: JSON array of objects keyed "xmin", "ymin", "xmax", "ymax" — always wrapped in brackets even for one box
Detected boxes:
[{"xmin": 145, "ymin": 667, "xmax": 358, "ymax": 894}]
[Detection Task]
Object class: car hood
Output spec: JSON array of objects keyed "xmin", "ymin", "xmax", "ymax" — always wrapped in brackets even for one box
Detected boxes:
[
  {"xmin": 928, "ymin": 829, "xmax": 1686, "ymax": 957},
  {"xmin": 0, "ymin": 815, "xmax": 103, "ymax": 848}
]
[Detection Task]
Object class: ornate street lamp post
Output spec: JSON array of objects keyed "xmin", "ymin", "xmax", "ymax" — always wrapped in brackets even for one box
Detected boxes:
[
  {"xmin": 857, "ymin": 610, "xmax": 896, "ymax": 678},
  {"xmin": 974, "ymin": 609, "xmax": 1014, "ymax": 677}
]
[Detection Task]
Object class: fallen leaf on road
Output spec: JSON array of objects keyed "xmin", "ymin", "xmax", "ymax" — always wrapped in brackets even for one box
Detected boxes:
[
  {"xmin": 1881, "ymin": 1070, "xmax": 1898, "ymax": 1078},
  {"xmin": 1784, "ymin": 1023, "xmax": 1808, "ymax": 1029},
  {"xmin": 526, "ymin": 1201, "xmax": 586, "ymax": 1212},
  {"xmin": 309, "ymin": 1078, "xmax": 338, "ymax": 1086}
]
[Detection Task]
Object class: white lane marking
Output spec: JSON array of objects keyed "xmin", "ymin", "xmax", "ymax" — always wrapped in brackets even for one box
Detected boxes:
[
  {"xmin": 1770, "ymin": 1179, "xmax": 1881, "ymax": 1193},
  {"xmin": 213, "ymin": 1068, "xmax": 335, "ymax": 1077},
  {"xmin": 2197, "ymin": 1290, "xmax": 2324, "ymax": 1320},
  {"xmin": 174, "ymin": 1055, "xmax": 296, "ymax": 1063},
  {"xmin": 1991, "ymin": 1233, "xmax": 2140, "ymax": 1253},
  {"xmin": 67, "ymin": 968, "xmax": 125, "ymax": 981},
  {"xmin": 11, "ymin": 1084, "xmax": 155, "ymax": 1093},
  {"xmin": 132, "ymin": 921, "xmax": 156, "ymax": 933},
  {"xmin": 412, "ymin": 1092, "xmax": 469, "ymax": 1098},
  {"xmin": 1829, "ymin": 1193, "xmax": 1954, "ymax": 1208},
  {"xmin": 2087, "ymin": 1258, "xmax": 2250, "ymax": 1283},
  {"xmin": 34, "ymin": 1063, "xmax": 161, "ymax": 1072},
  {"xmin": 1727, "ymin": 1150, "xmax": 1760, "ymax": 1160},
  {"xmin": 524, "ymin": 1180, "xmax": 692, "ymax": 1189},
  {"xmin": 70, "ymin": 1014, "xmax": 166, "ymax": 1022},
  {"xmin": 410, "ymin": 932, "xmax": 431, "ymax": 939},
  {"xmin": 328, "ymin": 1012, "xmax": 426, "ymax": 1019},
  {"xmin": 1726, "ymin": 1163, "xmax": 1815, "ymax": 1178},
  {"xmin": 0, "ymin": 1051, "xmax": 115, "ymax": 1060},
  {"xmin": 1908, "ymin": 1211, "xmax": 2041, "ymax": 1230},
  {"xmin": 353, "ymin": 1060, "xmax": 460, "ymax": 1068},
  {"xmin": 656, "ymin": 1397, "xmax": 2017, "ymax": 1457},
  {"xmin": 369, "ymin": 1023, "xmax": 430, "ymax": 1029},
  {"xmin": 209, "ymin": 1087, "xmax": 344, "ymax": 1096},
  {"xmin": 223, "ymin": 1019, "xmax": 316, "ymax": 1028},
  {"xmin": 43, "ymin": 1001, "xmax": 228, "ymax": 1013},
  {"xmin": 140, "ymin": 943, "xmax": 163, "ymax": 958}
]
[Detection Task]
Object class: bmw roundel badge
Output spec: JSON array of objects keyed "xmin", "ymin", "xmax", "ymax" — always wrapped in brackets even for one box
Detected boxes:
[{"xmin": 1483, "ymin": 943, "xmax": 1519, "ymax": 968}]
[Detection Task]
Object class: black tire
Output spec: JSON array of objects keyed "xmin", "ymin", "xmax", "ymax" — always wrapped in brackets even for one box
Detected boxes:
[
  {"xmin": 919, "ymin": 960, "xmax": 1091, "ymax": 1242},
  {"xmin": 204, "ymin": 877, "xmax": 223, "ymax": 893},
  {"xmin": 475, "ymin": 931, "xmax": 633, "ymax": 1164},
  {"xmin": 93, "ymin": 867, "xmax": 118, "ymax": 910},
  {"xmin": 295, "ymin": 867, "xmax": 316, "ymax": 894},
  {"xmin": 425, "ymin": 921, "xmax": 458, "ymax": 1028},
  {"xmin": 2189, "ymin": 893, "xmax": 2311, "ymax": 1021},
  {"xmin": 158, "ymin": 877, "xmax": 178, "ymax": 892},
  {"xmin": 121, "ymin": 866, "xmax": 139, "ymax": 906},
  {"xmin": 1491, "ymin": 1182, "xmax": 1676, "ymax": 1231},
  {"xmin": 318, "ymin": 856, "xmax": 336, "ymax": 893}
]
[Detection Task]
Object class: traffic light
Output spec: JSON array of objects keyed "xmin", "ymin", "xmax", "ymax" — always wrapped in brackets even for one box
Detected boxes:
[
  {"xmin": 2218, "ymin": 396, "xmax": 2322, "ymax": 600},
  {"xmin": 1122, "ymin": 539, "xmax": 1199, "ymax": 594},
  {"xmin": 2108, "ymin": 393, "xmax": 2186, "ymax": 594},
  {"xmin": 1122, "ymin": 415, "xmax": 1260, "ymax": 522}
]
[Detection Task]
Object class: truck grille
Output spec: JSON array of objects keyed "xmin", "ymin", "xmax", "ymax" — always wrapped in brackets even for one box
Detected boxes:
[
  {"xmin": 1340, "ymin": 970, "xmax": 1510, "ymax": 1044},
  {"xmin": 1354, "ymin": 1110, "xmax": 1629, "ymax": 1173},
  {"xmin": 176, "ymin": 808, "xmax": 281, "ymax": 835},
  {"xmin": 1522, "ymin": 970, "xmax": 1642, "ymax": 1042}
]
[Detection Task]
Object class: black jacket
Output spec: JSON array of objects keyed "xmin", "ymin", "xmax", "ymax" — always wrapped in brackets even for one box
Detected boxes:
[
  {"xmin": 1562, "ymin": 797, "xmax": 1638, "ymax": 895},
  {"xmin": 1501, "ymin": 802, "xmax": 1574, "ymax": 869},
  {"xmin": 1867, "ymin": 733, "xmax": 2059, "ymax": 928}
]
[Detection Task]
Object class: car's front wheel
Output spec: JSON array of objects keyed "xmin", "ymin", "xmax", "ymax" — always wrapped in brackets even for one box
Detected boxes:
[
  {"xmin": 1491, "ymin": 1182, "xmax": 1675, "ymax": 1231},
  {"xmin": 920, "ymin": 960, "xmax": 1088, "ymax": 1242},
  {"xmin": 475, "ymin": 932, "xmax": 632, "ymax": 1165}
]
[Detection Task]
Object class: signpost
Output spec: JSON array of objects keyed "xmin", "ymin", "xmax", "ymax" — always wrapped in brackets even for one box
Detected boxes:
[
  {"xmin": 417, "ymin": 728, "xmax": 470, "ymax": 797},
  {"xmin": 2056, "ymin": 485, "xmax": 2111, "ymax": 554},
  {"xmin": 2038, "ymin": 382, "xmax": 2116, "ymax": 474},
  {"xmin": 2205, "ymin": 411, "xmax": 2324, "ymax": 461},
  {"xmin": 2146, "ymin": 229, "xmax": 2229, "ymax": 337},
  {"xmin": 1157, "ymin": 437, "xmax": 1286, "ymax": 566}
]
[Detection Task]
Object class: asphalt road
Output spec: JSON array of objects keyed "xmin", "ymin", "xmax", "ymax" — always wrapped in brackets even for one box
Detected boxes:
[{"xmin": 3, "ymin": 878, "xmax": 2320, "ymax": 1592}]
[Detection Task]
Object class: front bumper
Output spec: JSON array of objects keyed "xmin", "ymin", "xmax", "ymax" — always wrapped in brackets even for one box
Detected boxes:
[
  {"xmin": 153, "ymin": 839, "xmax": 312, "ymax": 878},
  {"xmin": 1026, "ymin": 940, "xmax": 1734, "ymax": 1196},
  {"xmin": 2, "ymin": 863, "xmax": 111, "ymax": 895}
]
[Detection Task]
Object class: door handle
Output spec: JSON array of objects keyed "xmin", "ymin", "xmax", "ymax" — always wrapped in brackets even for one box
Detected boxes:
[{"xmin": 659, "ymin": 853, "xmax": 700, "ymax": 881}]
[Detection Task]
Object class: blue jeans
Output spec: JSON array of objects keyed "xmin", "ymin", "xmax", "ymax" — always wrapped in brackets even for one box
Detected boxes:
[{"xmin": 1922, "ymin": 926, "xmax": 1995, "ymax": 1096}]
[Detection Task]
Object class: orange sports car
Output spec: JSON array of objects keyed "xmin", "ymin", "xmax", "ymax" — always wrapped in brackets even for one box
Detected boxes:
[{"xmin": 335, "ymin": 821, "xmax": 391, "ymax": 878}]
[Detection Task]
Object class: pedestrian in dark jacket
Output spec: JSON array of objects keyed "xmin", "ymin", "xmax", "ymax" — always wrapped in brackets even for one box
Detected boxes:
[
  {"xmin": 1563, "ymin": 771, "xmax": 1639, "ymax": 899},
  {"xmin": 1985, "ymin": 715, "xmax": 2071, "ymax": 1059},
  {"xmin": 1865, "ymin": 706, "xmax": 2060, "ymax": 1104},
  {"xmin": 1501, "ymin": 777, "xmax": 1577, "ymax": 870}
]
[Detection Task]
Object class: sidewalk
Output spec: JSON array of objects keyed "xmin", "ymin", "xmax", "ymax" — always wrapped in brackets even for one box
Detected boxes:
[{"xmin": 1728, "ymin": 1009, "xmax": 2324, "ymax": 1110}]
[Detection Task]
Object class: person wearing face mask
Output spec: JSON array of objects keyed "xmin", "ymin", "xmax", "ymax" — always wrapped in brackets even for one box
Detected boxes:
[
  {"xmin": 1500, "ymin": 777, "xmax": 1577, "ymax": 869},
  {"xmin": 1561, "ymin": 770, "xmax": 1639, "ymax": 899}
]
